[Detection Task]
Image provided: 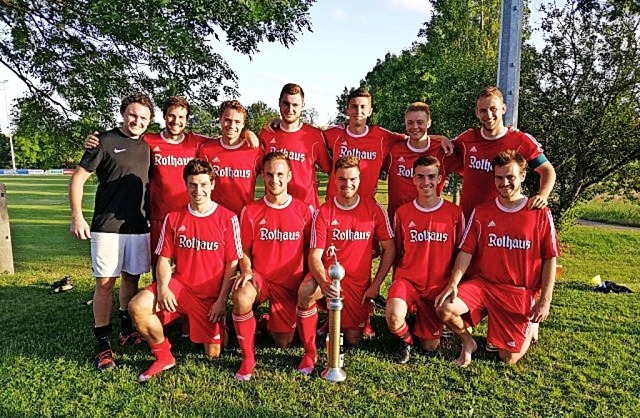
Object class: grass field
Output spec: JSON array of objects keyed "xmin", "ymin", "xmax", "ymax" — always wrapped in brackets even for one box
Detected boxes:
[
  {"xmin": 576, "ymin": 196, "xmax": 640, "ymax": 227},
  {"xmin": 0, "ymin": 176, "xmax": 639, "ymax": 418}
]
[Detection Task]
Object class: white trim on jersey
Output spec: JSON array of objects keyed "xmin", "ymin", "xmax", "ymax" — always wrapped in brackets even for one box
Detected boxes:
[
  {"xmin": 375, "ymin": 200, "xmax": 395, "ymax": 239},
  {"xmin": 459, "ymin": 209, "xmax": 477, "ymax": 249},
  {"xmin": 309, "ymin": 208, "xmax": 321, "ymax": 249},
  {"xmin": 412, "ymin": 198, "xmax": 444, "ymax": 213},
  {"xmin": 155, "ymin": 213, "xmax": 170, "ymax": 256},
  {"xmin": 262, "ymin": 195, "xmax": 293, "ymax": 209},
  {"xmin": 333, "ymin": 195, "xmax": 360, "ymax": 211},
  {"xmin": 546, "ymin": 209, "xmax": 559, "ymax": 255},
  {"xmin": 231, "ymin": 215, "xmax": 243, "ymax": 259}
]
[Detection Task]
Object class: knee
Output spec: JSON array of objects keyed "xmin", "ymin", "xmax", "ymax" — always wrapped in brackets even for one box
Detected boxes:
[
  {"xmin": 385, "ymin": 310, "xmax": 405, "ymax": 330},
  {"xmin": 232, "ymin": 286, "xmax": 256, "ymax": 312},
  {"xmin": 128, "ymin": 291, "xmax": 152, "ymax": 317},
  {"xmin": 421, "ymin": 339, "xmax": 440, "ymax": 352},
  {"xmin": 94, "ymin": 279, "xmax": 115, "ymax": 295},
  {"xmin": 204, "ymin": 344, "xmax": 222, "ymax": 358},
  {"xmin": 297, "ymin": 279, "xmax": 318, "ymax": 306},
  {"xmin": 436, "ymin": 304, "xmax": 453, "ymax": 321},
  {"xmin": 498, "ymin": 350, "xmax": 522, "ymax": 365}
]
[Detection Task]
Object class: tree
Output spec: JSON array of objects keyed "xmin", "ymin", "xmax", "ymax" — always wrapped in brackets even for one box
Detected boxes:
[
  {"xmin": 519, "ymin": 0, "xmax": 640, "ymax": 225},
  {"xmin": 0, "ymin": 132, "xmax": 11, "ymax": 168},
  {"xmin": 245, "ymin": 101, "xmax": 279, "ymax": 134},
  {"xmin": 1, "ymin": 0, "xmax": 315, "ymax": 128}
]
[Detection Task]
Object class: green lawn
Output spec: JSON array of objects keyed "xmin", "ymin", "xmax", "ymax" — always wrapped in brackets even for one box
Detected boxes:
[
  {"xmin": 0, "ymin": 175, "xmax": 639, "ymax": 418},
  {"xmin": 576, "ymin": 196, "xmax": 640, "ymax": 227}
]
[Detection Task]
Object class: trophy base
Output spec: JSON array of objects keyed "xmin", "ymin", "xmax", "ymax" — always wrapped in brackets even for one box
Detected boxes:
[{"xmin": 321, "ymin": 367, "xmax": 346, "ymax": 382}]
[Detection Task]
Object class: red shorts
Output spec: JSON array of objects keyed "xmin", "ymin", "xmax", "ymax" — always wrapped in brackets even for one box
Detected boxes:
[
  {"xmin": 252, "ymin": 272, "xmax": 297, "ymax": 335},
  {"xmin": 146, "ymin": 280, "xmax": 225, "ymax": 345},
  {"xmin": 150, "ymin": 219, "xmax": 164, "ymax": 267},
  {"xmin": 338, "ymin": 277, "xmax": 369, "ymax": 331},
  {"xmin": 388, "ymin": 278, "xmax": 443, "ymax": 341},
  {"xmin": 457, "ymin": 277, "xmax": 534, "ymax": 353}
]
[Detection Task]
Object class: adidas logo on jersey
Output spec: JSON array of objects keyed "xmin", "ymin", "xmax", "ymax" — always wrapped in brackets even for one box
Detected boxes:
[
  {"xmin": 341, "ymin": 140, "xmax": 348, "ymax": 145},
  {"xmin": 212, "ymin": 157, "xmax": 220, "ymax": 163},
  {"xmin": 488, "ymin": 220, "xmax": 496, "ymax": 227},
  {"xmin": 212, "ymin": 334, "xmax": 220, "ymax": 340},
  {"xmin": 270, "ymin": 138, "xmax": 276, "ymax": 143},
  {"xmin": 331, "ymin": 219, "xmax": 339, "ymax": 226},
  {"xmin": 507, "ymin": 341, "xmax": 516, "ymax": 347},
  {"xmin": 470, "ymin": 146, "xmax": 478, "ymax": 152},
  {"xmin": 153, "ymin": 146, "xmax": 161, "ymax": 152},
  {"xmin": 259, "ymin": 218, "xmax": 267, "ymax": 225},
  {"xmin": 408, "ymin": 221, "xmax": 416, "ymax": 228},
  {"xmin": 178, "ymin": 225, "xmax": 187, "ymax": 232},
  {"xmin": 398, "ymin": 156, "xmax": 405, "ymax": 162}
]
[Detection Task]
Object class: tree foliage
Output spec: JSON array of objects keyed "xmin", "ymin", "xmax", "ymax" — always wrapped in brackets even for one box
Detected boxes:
[
  {"xmin": 520, "ymin": 0, "xmax": 640, "ymax": 223},
  {"xmin": 1, "ymin": 0, "xmax": 314, "ymax": 126}
]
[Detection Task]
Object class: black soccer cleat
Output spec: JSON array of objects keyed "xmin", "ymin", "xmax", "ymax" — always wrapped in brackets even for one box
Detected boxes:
[
  {"xmin": 396, "ymin": 342, "xmax": 412, "ymax": 364},
  {"xmin": 95, "ymin": 349, "xmax": 116, "ymax": 371}
]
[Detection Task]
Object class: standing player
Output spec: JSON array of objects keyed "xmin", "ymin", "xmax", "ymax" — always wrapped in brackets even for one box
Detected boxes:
[
  {"xmin": 295, "ymin": 156, "xmax": 396, "ymax": 375},
  {"xmin": 259, "ymin": 83, "xmax": 332, "ymax": 208},
  {"xmin": 435, "ymin": 150, "xmax": 558, "ymax": 367},
  {"xmin": 386, "ymin": 156, "xmax": 465, "ymax": 363},
  {"xmin": 128, "ymin": 159, "xmax": 242, "ymax": 382},
  {"xmin": 69, "ymin": 92, "xmax": 154, "ymax": 370},
  {"xmin": 386, "ymin": 102, "xmax": 463, "ymax": 221},
  {"xmin": 198, "ymin": 100, "xmax": 264, "ymax": 215},
  {"xmin": 453, "ymin": 86, "xmax": 556, "ymax": 219},
  {"xmin": 231, "ymin": 152, "xmax": 313, "ymax": 381}
]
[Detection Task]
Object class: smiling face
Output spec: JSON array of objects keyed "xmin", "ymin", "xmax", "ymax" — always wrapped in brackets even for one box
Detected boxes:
[
  {"xmin": 220, "ymin": 108, "xmax": 245, "ymax": 143},
  {"xmin": 494, "ymin": 161, "xmax": 526, "ymax": 201},
  {"xmin": 164, "ymin": 105, "xmax": 189, "ymax": 137},
  {"xmin": 263, "ymin": 158, "xmax": 292, "ymax": 198},
  {"xmin": 346, "ymin": 96, "xmax": 373, "ymax": 128},
  {"xmin": 413, "ymin": 164, "xmax": 441, "ymax": 200},
  {"xmin": 279, "ymin": 93, "xmax": 304, "ymax": 125},
  {"xmin": 186, "ymin": 173, "xmax": 214, "ymax": 208},
  {"xmin": 475, "ymin": 95, "xmax": 506, "ymax": 135},
  {"xmin": 335, "ymin": 166, "xmax": 360, "ymax": 202},
  {"xmin": 120, "ymin": 103, "xmax": 151, "ymax": 138},
  {"xmin": 405, "ymin": 110, "xmax": 431, "ymax": 141}
]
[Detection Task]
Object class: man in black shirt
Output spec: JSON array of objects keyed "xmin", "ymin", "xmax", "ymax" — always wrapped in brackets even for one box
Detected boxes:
[{"xmin": 69, "ymin": 92, "xmax": 154, "ymax": 371}]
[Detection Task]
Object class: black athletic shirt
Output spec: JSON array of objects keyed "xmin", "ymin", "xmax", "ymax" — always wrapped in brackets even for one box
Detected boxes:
[{"xmin": 79, "ymin": 128, "xmax": 150, "ymax": 234}]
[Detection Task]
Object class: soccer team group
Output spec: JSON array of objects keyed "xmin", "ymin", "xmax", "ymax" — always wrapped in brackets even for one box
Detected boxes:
[{"xmin": 69, "ymin": 83, "xmax": 559, "ymax": 383}]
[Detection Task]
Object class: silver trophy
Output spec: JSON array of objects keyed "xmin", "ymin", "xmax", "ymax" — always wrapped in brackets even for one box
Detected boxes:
[{"xmin": 321, "ymin": 245, "xmax": 347, "ymax": 382}]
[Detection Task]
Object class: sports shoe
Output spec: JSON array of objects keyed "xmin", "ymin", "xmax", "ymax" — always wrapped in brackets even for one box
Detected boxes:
[
  {"xmin": 373, "ymin": 294, "xmax": 387, "ymax": 310},
  {"xmin": 119, "ymin": 331, "xmax": 145, "ymax": 346},
  {"xmin": 363, "ymin": 320, "xmax": 376, "ymax": 339},
  {"xmin": 485, "ymin": 342, "xmax": 498, "ymax": 352},
  {"xmin": 316, "ymin": 319, "xmax": 329, "ymax": 338},
  {"xmin": 395, "ymin": 342, "xmax": 412, "ymax": 364},
  {"xmin": 257, "ymin": 313, "xmax": 270, "ymax": 335},
  {"xmin": 235, "ymin": 371, "xmax": 253, "ymax": 382},
  {"xmin": 441, "ymin": 326, "xmax": 454, "ymax": 339},
  {"xmin": 296, "ymin": 355, "xmax": 317, "ymax": 376},
  {"xmin": 95, "ymin": 349, "xmax": 116, "ymax": 371},
  {"xmin": 138, "ymin": 356, "xmax": 176, "ymax": 382}
]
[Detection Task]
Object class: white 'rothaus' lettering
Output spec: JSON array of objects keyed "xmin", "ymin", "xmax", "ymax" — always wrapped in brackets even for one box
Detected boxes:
[
  {"xmin": 269, "ymin": 147, "xmax": 306, "ymax": 162},
  {"xmin": 259, "ymin": 228, "xmax": 301, "ymax": 241},
  {"xmin": 332, "ymin": 228, "xmax": 371, "ymax": 241},
  {"xmin": 339, "ymin": 146, "xmax": 376, "ymax": 160},
  {"xmin": 397, "ymin": 165, "xmax": 414, "ymax": 178},
  {"xmin": 154, "ymin": 154, "xmax": 194, "ymax": 167},
  {"xmin": 178, "ymin": 235, "xmax": 219, "ymax": 251},
  {"xmin": 409, "ymin": 229, "xmax": 448, "ymax": 243},
  {"xmin": 213, "ymin": 166, "xmax": 252, "ymax": 178},
  {"xmin": 469, "ymin": 156, "xmax": 493, "ymax": 172},
  {"xmin": 488, "ymin": 233, "xmax": 531, "ymax": 250}
]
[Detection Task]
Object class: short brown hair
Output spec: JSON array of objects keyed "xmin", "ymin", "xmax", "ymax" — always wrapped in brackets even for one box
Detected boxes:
[
  {"xmin": 219, "ymin": 100, "xmax": 248, "ymax": 122},
  {"xmin": 476, "ymin": 86, "xmax": 504, "ymax": 103},
  {"xmin": 279, "ymin": 83, "xmax": 304, "ymax": 100},
  {"xmin": 413, "ymin": 155, "xmax": 440, "ymax": 171},
  {"xmin": 405, "ymin": 102, "xmax": 431, "ymax": 120},
  {"xmin": 334, "ymin": 155, "xmax": 360, "ymax": 171},
  {"xmin": 163, "ymin": 96, "xmax": 190, "ymax": 118},
  {"xmin": 120, "ymin": 92, "xmax": 155, "ymax": 120},
  {"xmin": 263, "ymin": 151, "xmax": 291, "ymax": 171},
  {"xmin": 492, "ymin": 149, "xmax": 527, "ymax": 172},
  {"xmin": 347, "ymin": 87, "xmax": 372, "ymax": 105},
  {"xmin": 183, "ymin": 158, "xmax": 216, "ymax": 183}
]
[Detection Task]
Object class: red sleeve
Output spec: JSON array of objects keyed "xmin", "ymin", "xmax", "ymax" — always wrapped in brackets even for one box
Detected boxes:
[
  {"xmin": 258, "ymin": 128, "xmax": 269, "ymax": 149},
  {"xmin": 373, "ymin": 201, "xmax": 394, "ymax": 241},
  {"xmin": 253, "ymin": 148, "xmax": 265, "ymax": 176},
  {"xmin": 310, "ymin": 208, "xmax": 328, "ymax": 250},
  {"xmin": 454, "ymin": 208, "xmax": 466, "ymax": 247},
  {"xmin": 157, "ymin": 213, "xmax": 175, "ymax": 258},
  {"xmin": 521, "ymin": 133, "xmax": 545, "ymax": 161},
  {"xmin": 239, "ymin": 206, "xmax": 254, "ymax": 253},
  {"xmin": 443, "ymin": 148, "xmax": 464, "ymax": 176},
  {"xmin": 540, "ymin": 208, "xmax": 559, "ymax": 259},
  {"xmin": 459, "ymin": 209, "xmax": 480, "ymax": 254},
  {"xmin": 393, "ymin": 211, "xmax": 404, "ymax": 258},
  {"xmin": 314, "ymin": 131, "xmax": 332, "ymax": 174},
  {"xmin": 224, "ymin": 214, "xmax": 243, "ymax": 261}
]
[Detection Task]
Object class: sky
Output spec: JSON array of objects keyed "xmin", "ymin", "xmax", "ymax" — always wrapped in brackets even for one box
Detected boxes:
[{"xmin": 0, "ymin": 0, "xmax": 434, "ymax": 131}]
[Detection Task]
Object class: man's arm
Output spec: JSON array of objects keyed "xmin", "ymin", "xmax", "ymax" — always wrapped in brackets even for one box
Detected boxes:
[
  {"xmin": 363, "ymin": 238, "xmax": 396, "ymax": 303},
  {"xmin": 530, "ymin": 161, "xmax": 556, "ymax": 209},
  {"xmin": 156, "ymin": 255, "xmax": 178, "ymax": 312},
  {"xmin": 434, "ymin": 250, "xmax": 473, "ymax": 307},
  {"xmin": 431, "ymin": 134, "xmax": 454, "ymax": 156},
  {"xmin": 233, "ymin": 252, "xmax": 254, "ymax": 291},
  {"xmin": 209, "ymin": 259, "xmax": 239, "ymax": 322},
  {"xmin": 529, "ymin": 257, "xmax": 556, "ymax": 323},
  {"xmin": 241, "ymin": 130, "xmax": 259, "ymax": 148},
  {"xmin": 68, "ymin": 166, "xmax": 93, "ymax": 240},
  {"xmin": 309, "ymin": 248, "xmax": 338, "ymax": 299}
]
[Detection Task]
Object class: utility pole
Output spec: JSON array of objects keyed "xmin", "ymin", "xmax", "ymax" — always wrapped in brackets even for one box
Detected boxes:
[
  {"xmin": 1, "ymin": 80, "xmax": 17, "ymax": 171},
  {"xmin": 497, "ymin": 0, "xmax": 524, "ymax": 128}
]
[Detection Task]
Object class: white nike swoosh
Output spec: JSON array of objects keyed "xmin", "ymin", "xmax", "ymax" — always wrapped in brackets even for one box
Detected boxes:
[{"xmin": 114, "ymin": 148, "xmax": 127, "ymax": 153}]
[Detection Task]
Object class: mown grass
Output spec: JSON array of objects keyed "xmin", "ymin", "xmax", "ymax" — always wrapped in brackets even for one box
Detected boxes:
[
  {"xmin": 0, "ymin": 175, "xmax": 639, "ymax": 418},
  {"xmin": 576, "ymin": 196, "xmax": 640, "ymax": 227}
]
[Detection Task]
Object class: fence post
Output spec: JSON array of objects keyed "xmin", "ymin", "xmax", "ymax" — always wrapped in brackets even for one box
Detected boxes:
[{"xmin": 0, "ymin": 183, "xmax": 15, "ymax": 274}]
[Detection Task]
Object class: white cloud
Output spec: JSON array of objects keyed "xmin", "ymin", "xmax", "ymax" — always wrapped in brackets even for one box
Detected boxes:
[
  {"xmin": 332, "ymin": 7, "xmax": 349, "ymax": 22},
  {"xmin": 385, "ymin": 0, "xmax": 433, "ymax": 14}
]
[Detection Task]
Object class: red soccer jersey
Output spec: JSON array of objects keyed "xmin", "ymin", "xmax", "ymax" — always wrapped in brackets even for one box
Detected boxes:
[
  {"xmin": 259, "ymin": 124, "xmax": 332, "ymax": 208},
  {"xmin": 393, "ymin": 198, "xmax": 465, "ymax": 298},
  {"xmin": 453, "ymin": 128, "xmax": 545, "ymax": 218},
  {"xmin": 386, "ymin": 137, "xmax": 463, "ymax": 220},
  {"xmin": 459, "ymin": 197, "xmax": 559, "ymax": 291},
  {"xmin": 311, "ymin": 196, "xmax": 394, "ymax": 287},
  {"xmin": 144, "ymin": 132, "xmax": 208, "ymax": 221},
  {"xmin": 157, "ymin": 203, "xmax": 243, "ymax": 299},
  {"xmin": 240, "ymin": 196, "xmax": 313, "ymax": 290},
  {"xmin": 324, "ymin": 125, "xmax": 405, "ymax": 199},
  {"xmin": 197, "ymin": 138, "xmax": 264, "ymax": 215}
]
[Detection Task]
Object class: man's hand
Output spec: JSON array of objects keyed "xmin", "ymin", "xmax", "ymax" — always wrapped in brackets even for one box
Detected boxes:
[
  {"xmin": 528, "ymin": 194, "xmax": 549, "ymax": 210},
  {"xmin": 529, "ymin": 298, "xmax": 551, "ymax": 323},
  {"xmin": 434, "ymin": 283, "xmax": 458, "ymax": 308},
  {"xmin": 84, "ymin": 131, "xmax": 100, "ymax": 149},
  {"xmin": 261, "ymin": 118, "xmax": 281, "ymax": 134},
  {"xmin": 362, "ymin": 282, "xmax": 381, "ymax": 304},
  {"xmin": 233, "ymin": 272, "xmax": 253, "ymax": 291},
  {"xmin": 241, "ymin": 130, "xmax": 259, "ymax": 148},
  {"xmin": 440, "ymin": 136, "xmax": 454, "ymax": 156},
  {"xmin": 70, "ymin": 217, "xmax": 91, "ymax": 240},
  {"xmin": 208, "ymin": 298, "xmax": 227, "ymax": 323},
  {"xmin": 319, "ymin": 280, "xmax": 339, "ymax": 299},
  {"xmin": 157, "ymin": 286, "xmax": 178, "ymax": 313}
]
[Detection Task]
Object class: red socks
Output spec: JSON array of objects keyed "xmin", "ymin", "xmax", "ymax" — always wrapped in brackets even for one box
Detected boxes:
[
  {"xmin": 233, "ymin": 310, "xmax": 256, "ymax": 380},
  {"xmin": 391, "ymin": 322, "xmax": 414, "ymax": 345},
  {"xmin": 296, "ymin": 304, "xmax": 318, "ymax": 374}
]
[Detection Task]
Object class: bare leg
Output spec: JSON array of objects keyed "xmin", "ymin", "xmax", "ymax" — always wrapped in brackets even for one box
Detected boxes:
[
  {"xmin": 119, "ymin": 272, "xmax": 140, "ymax": 310},
  {"xmin": 128, "ymin": 289, "xmax": 165, "ymax": 345},
  {"xmin": 498, "ymin": 323, "xmax": 535, "ymax": 365},
  {"xmin": 437, "ymin": 298, "xmax": 477, "ymax": 367},
  {"xmin": 94, "ymin": 277, "xmax": 116, "ymax": 326}
]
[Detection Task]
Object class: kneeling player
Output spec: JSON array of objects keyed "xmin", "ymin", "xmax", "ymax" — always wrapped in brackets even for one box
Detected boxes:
[
  {"xmin": 231, "ymin": 152, "xmax": 313, "ymax": 381},
  {"xmin": 296, "ymin": 156, "xmax": 396, "ymax": 375},
  {"xmin": 435, "ymin": 150, "xmax": 558, "ymax": 367},
  {"xmin": 386, "ymin": 156, "xmax": 464, "ymax": 363},
  {"xmin": 129, "ymin": 159, "xmax": 242, "ymax": 382}
]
